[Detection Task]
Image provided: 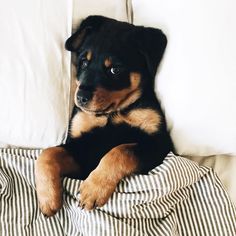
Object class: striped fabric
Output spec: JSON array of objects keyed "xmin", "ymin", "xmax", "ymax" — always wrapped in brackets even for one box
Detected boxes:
[{"xmin": 0, "ymin": 149, "xmax": 235, "ymax": 236}]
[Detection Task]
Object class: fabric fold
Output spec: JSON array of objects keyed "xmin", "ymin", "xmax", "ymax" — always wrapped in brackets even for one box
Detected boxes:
[{"xmin": 0, "ymin": 149, "xmax": 235, "ymax": 236}]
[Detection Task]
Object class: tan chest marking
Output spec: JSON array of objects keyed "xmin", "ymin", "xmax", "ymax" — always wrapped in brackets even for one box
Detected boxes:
[
  {"xmin": 70, "ymin": 112, "xmax": 108, "ymax": 138},
  {"xmin": 112, "ymin": 108, "xmax": 162, "ymax": 134}
]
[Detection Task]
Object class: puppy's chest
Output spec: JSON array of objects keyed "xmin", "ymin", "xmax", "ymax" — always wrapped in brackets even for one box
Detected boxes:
[{"xmin": 70, "ymin": 108, "xmax": 161, "ymax": 138}]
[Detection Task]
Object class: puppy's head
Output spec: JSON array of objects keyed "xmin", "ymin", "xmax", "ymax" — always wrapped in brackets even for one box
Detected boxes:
[{"xmin": 66, "ymin": 16, "xmax": 167, "ymax": 115}]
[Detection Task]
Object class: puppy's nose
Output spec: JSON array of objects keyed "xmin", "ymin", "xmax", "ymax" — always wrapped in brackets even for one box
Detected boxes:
[{"xmin": 77, "ymin": 90, "xmax": 92, "ymax": 105}]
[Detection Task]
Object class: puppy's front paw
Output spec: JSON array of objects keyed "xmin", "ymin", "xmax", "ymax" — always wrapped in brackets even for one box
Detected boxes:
[
  {"xmin": 79, "ymin": 170, "xmax": 117, "ymax": 210},
  {"xmin": 35, "ymin": 161, "xmax": 63, "ymax": 217}
]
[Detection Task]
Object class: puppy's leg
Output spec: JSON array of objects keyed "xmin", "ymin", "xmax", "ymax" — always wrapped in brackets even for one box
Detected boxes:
[
  {"xmin": 79, "ymin": 143, "xmax": 139, "ymax": 210},
  {"xmin": 35, "ymin": 146, "xmax": 80, "ymax": 217}
]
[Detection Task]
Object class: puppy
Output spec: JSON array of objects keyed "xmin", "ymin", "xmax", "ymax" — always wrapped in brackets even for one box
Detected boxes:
[{"xmin": 35, "ymin": 15, "xmax": 173, "ymax": 217}]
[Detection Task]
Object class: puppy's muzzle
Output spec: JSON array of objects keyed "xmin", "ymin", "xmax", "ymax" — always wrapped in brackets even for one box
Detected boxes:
[{"xmin": 77, "ymin": 90, "xmax": 92, "ymax": 106}]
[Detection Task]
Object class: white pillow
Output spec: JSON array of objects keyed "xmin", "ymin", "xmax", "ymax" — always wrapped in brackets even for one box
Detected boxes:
[
  {"xmin": 0, "ymin": 0, "xmax": 129, "ymax": 148},
  {"xmin": 132, "ymin": 0, "xmax": 236, "ymax": 156},
  {"xmin": 0, "ymin": 0, "xmax": 72, "ymax": 148},
  {"xmin": 72, "ymin": 0, "xmax": 130, "ymax": 30}
]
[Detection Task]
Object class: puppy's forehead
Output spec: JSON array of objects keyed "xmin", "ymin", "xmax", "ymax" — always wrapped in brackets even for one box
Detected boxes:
[
  {"xmin": 80, "ymin": 27, "xmax": 143, "ymax": 69},
  {"xmin": 83, "ymin": 26, "xmax": 133, "ymax": 53},
  {"xmin": 84, "ymin": 45, "xmax": 134, "ymax": 65},
  {"xmin": 83, "ymin": 49, "xmax": 116, "ymax": 65}
]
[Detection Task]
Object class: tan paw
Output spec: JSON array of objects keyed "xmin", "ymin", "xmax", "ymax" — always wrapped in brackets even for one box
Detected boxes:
[
  {"xmin": 35, "ymin": 161, "xmax": 63, "ymax": 217},
  {"xmin": 79, "ymin": 170, "xmax": 117, "ymax": 210},
  {"xmin": 37, "ymin": 193, "xmax": 62, "ymax": 217}
]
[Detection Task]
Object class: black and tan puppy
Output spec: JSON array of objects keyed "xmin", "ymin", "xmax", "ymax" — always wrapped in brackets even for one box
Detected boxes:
[{"xmin": 35, "ymin": 16, "xmax": 173, "ymax": 216}]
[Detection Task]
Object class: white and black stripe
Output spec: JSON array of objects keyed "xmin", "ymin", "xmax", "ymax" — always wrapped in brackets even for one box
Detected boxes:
[{"xmin": 0, "ymin": 149, "xmax": 235, "ymax": 235}]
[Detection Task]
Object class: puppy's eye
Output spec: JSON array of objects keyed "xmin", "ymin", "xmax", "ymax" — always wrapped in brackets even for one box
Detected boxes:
[
  {"xmin": 110, "ymin": 67, "xmax": 120, "ymax": 75},
  {"xmin": 80, "ymin": 59, "xmax": 89, "ymax": 69}
]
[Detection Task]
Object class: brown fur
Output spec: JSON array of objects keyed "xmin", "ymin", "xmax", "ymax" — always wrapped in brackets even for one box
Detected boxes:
[
  {"xmin": 116, "ymin": 72, "xmax": 142, "ymax": 110},
  {"xmin": 79, "ymin": 143, "xmax": 138, "ymax": 210},
  {"xmin": 35, "ymin": 147, "xmax": 80, "ymax": 216},
  {"xmin": 70, "ymin": 112, "xmax": 107, "ymax": 138},
  {"xmin": 113, "ymin": 108, "xmax": 161, "ymax": 134}
]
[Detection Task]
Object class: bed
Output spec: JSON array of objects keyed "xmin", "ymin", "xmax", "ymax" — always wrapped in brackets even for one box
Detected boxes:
[{"xmin": 0, "ymin": 0, "xmax": 235, "ymax": 235}]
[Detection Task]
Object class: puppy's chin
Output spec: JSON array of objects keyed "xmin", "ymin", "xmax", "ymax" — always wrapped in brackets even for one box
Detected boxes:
[
  {"xmin": 79, "ymin": 106, "xmax": 110, "ymax": 115},
  {"xmin": 74, "ymin": 100, "xmax": 114, "ymax": 115}
]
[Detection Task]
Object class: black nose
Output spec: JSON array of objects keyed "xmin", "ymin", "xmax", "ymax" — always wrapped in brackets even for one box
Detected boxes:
[{"xmin": 77, "ymin": 90, "xmax": 92, "ymax": 105}]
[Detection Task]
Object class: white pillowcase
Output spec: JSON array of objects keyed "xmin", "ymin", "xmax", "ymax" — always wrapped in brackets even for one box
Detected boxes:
[
  {"xmin": 0, "ymin": 0, "xmax": 129, "ymax": 148},
  {"xmin": 72, "ymin": 0, "xmax": 130, "ymax": 30},
  {"xmin": 132, "ymin": 0, "xmax": 236, "ymax": 156},
  {"xmin": 0, "ymin": 0, "xmax": 72, "ymax": 148}
]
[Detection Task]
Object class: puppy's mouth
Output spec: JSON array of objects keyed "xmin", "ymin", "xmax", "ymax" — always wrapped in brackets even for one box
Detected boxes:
[
  {"xmin": 75, "ymin": 87, "xmax": 142, "ymax": 115},
  {"xmin": 77, "ymin": 103, "xmax": 114, "ymax": 115}
]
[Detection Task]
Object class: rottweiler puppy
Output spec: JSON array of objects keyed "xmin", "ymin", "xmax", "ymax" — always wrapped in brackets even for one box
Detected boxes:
[{"xmin": 35, "ymin": 15, "xmax": 173, "ymax": 217}]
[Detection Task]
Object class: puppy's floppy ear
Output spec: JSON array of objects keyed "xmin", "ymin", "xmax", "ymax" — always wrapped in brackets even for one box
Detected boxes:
[
  {"xmin": 65, "ymin": 15, "xmax": 107, "ymax": 52},
  {"xmin": 135, "ymin": 27, "xmax": 167, "ymax": 78},
  {"xmin": 65, "ymin": 27, "xmax": 89, "ymax": 52}
]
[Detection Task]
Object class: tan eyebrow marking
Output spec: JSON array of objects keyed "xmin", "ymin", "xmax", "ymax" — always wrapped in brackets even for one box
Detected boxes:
[
  {"xmin": 104, "ymin": 58, "xmax": 112, "ymax": 67},
  {"xmin": 86, "ymin": 50, "xmax": 92, "ymax": 61}
]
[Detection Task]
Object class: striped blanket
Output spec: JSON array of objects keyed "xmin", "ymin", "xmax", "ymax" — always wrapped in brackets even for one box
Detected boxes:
[{"xmin": 0, "ymin": 149, "xmax": 235, "ymax": 236}]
